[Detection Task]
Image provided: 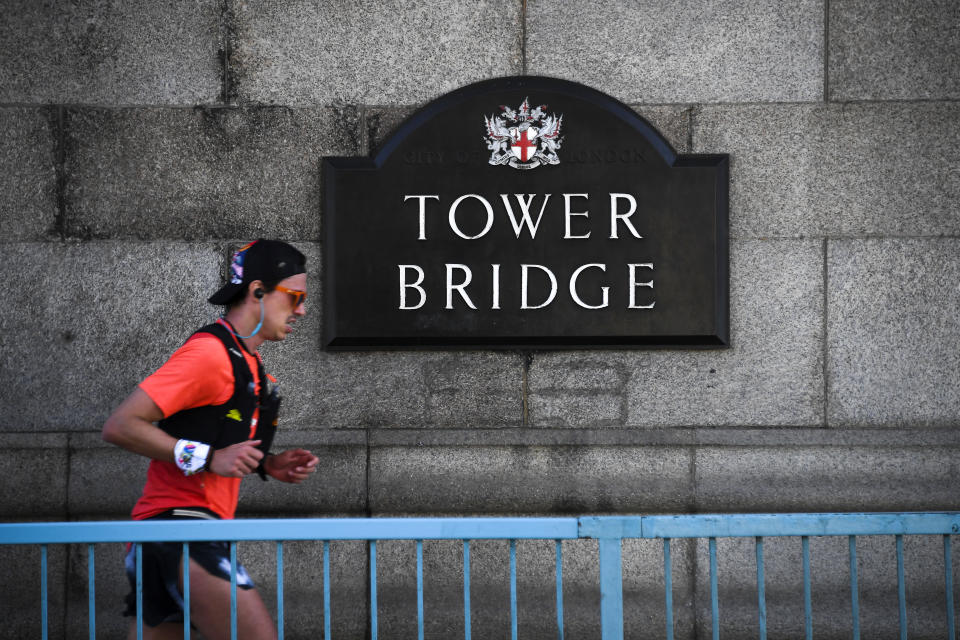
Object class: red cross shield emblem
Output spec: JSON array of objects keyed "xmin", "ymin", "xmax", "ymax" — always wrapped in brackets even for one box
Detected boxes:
[{"xmin": 510, "ymin": 127, "xmax": 539, "ymax": 163}]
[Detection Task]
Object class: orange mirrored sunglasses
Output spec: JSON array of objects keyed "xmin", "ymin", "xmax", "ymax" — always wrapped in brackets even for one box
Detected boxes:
[{"xmin": 274, "ymin": 285, "xmax": 306, "ymax": 307}]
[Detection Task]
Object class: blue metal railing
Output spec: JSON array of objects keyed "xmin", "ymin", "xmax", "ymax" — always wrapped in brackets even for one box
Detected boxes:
[{"xmin": 0, "ymin": 512, "xmax": 957, "ymax": 639}]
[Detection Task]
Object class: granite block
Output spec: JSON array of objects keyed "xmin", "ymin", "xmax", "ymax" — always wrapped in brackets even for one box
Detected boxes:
[
  {"xmin": 242, "ymin": 444, "xmax": 367, "ymax": 516},
  {"xmin": 365, "ymin": 107, "xmax": 415, "ymax": 155},
  {"xmin": 68, "ymin": 443, "xmax": 150, "ymax": 518},
  {"xmin": 267, "ymin": 246, "xmax": 525, "ymax": 431},
  {"xmin": 0, "ymin": 434, "xmax": 68, "ymax": 518},
  {"xmin": 365, "ymin": 104, "xmax": 691, "ymax": 159},
  {"xmin": 422, "ymin": 354, "xmax": 524, "ymax": 427},
  {"xmin": 228, "ymin": 0, "xmax": 522, "ymax": 105},
  {"xmin": 828, "ymin": 239, "xmax": 960, "ymax": 426},
  {"xmin": 632, "ymin": 106, "xmax": 692, "ymax": 154},
  {"xmin": 694, "ymin": 446, "xmax": 960, "ymax": 512},
  {"xmin": 236, "ymin": 539, "xmax": 368, "ymax": 639},
  {"xmin": 830, "ymin": 0, "xmax": 960, "ymax": 100},
  {"xmin": 526, "ymin": 0, "xmax": 823, "ymax": 103},
  {"xmin": 0, "ymin": 0, "xmax": 221, "ymax": 104},
  {"xmin": 0, "ymin": 543, "xmax": 67, "ymax": 638},
  {"xmin": 692, "ymin": 104, "xmax": 828, "ymax": 238},
  {"xmin": 273, "ymin": 350, "xmax": 524, "ymax": 429},
  {"xmin": 530, "ymin": 240, "xmax": 824, "ymax": 428},
  {"xmin": 0, "ymin": 242, "xmax": 220, "ymax": 431},
  {"xmin": 369, "ymin": 445, "xmax": 692, "ymax": 514},
  {"xmin": 693, "ymin": 535, "xmax": 958, "ymax": 639},
  {"xmin": 65, "ymin": 541, "xmax": 129, "ymax": 640},
  {"xmin": 817, "ymin": 103, "xmax": 960, "ymax": 236},
  {"xmin": 0, "ymin": 108, "xmax": 59, "ymax": 242},
  {"xmin": 694, "ymin": 102, "xmax": 960, "ymax": 238},
  {"xmin": 63, "ymin": 106, "xmax": 360, "ymax": 240},
  {"xmin": 368, "ymin": 537, "xmax": 695, "ymax": 639}
]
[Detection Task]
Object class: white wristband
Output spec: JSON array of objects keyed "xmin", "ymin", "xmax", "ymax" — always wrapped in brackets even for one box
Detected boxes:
[{"xmin": 174, "ymin": 440, "xmax": 211, "ymax": 476}]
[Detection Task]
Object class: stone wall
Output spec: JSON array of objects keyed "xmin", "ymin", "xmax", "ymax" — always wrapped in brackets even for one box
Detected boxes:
[{"xmin": 1, "ymin": 1, "xmax": 958, "ymax": 638}]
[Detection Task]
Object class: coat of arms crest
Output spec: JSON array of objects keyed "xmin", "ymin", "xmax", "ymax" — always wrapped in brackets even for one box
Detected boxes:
[{"xmin": 484, "ymin": 98, "xmax": 563, "ymax": 170}]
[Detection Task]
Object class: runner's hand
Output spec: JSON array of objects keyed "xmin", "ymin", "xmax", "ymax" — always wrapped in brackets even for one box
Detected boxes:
[
  {"xmin": 265, "ymin": 448, "xmax": 319, "ymax": 484},
  {"xmin": 209, "ymin": 440, "xmax": 264, "ymax": 477}
]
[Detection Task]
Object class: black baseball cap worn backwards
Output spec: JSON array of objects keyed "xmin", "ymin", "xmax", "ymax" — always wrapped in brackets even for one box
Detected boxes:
[{"xmin": 208, "ymin": 239, "xmax": 307, "ymax": 305}]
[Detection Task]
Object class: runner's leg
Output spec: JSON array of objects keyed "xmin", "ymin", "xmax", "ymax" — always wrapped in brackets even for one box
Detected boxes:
[
  {"xmin": 179, "ymin": 557, "xmax": 277, "ymax": 640},
  {"xmin": 126, "ymin": 620, "xmax": 183, "ymax": 640}
]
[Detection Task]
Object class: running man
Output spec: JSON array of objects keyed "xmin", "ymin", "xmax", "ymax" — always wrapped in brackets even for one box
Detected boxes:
[{"xmin": 103, "ymin": 239, "xmax": 319, "ymax": 640}]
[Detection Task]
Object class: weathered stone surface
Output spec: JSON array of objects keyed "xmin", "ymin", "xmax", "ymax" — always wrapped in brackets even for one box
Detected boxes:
[
  {"xmin": 0, "ymin": 435, "xmax": 68, "ymax": 518},
  {"xmin": 367, "ymin": 426, "xmax": 960, "ymax": 447},
  {"xmin": 0, "ymin": 108, "xmax": 59, "ymax": 242},
  {"xmin": 828, "ymin": 239, "xmax": 960, "ymax": 426},
  {"xmin": 527, "ymin": 0, "xmax": 823, "ymax": 103},
  {"xmin": 274, "ymin": 346, "xmax": 524, "ymax": 430},
  {"xmin": 242, "ymin": 443, "xmax": 367, "ymax": 516},
  {"xmin": 693, "ymin": 535, "xmax": 957, "ymax": 639},
  {"xmin": 228, "ymin": 0, "xmax": 522, "ymax": 105},
  {"xmin": 694, "ymin": 102, "xmax": 960, "ymax": 238},
  {"xmin": 0, "ymin": 543, "xmax": 66, "ymax": 638},
  {"xmin": 365, "ymin": 104, "xmax": 691, "ymax": 160},
  {"xmin": 265, "ymin": 243, "xmax": 525, "ymax": 429},
  {"xmin": 68, "ymin": 436, "xmax": 150, "ymax": 517},
  {"xmin": 829, "ymin": 0, "xmax": 960, "ymax": 100},
  {"xmin": 64, "ymin": 107, "xmax": 359, "ymax": 240},
  {"xmin": 370, "ymin": 537, "xmax": 695, "ymax": 640},
  {"xmin": 365, "ymin": 107, "xmax": 414, "ymax": 154},
  {"xmin": 65, "ymin": 540, "xmax": 129, "ymax": 640},
  {"xmin": 0, "ymin": 0, "xmax": 221, "ymax": 105},
  {"xmin": 369, "ymin": 446, "xmax": 693, "ymax": 514},
  {"xmin": 632, "ymin": 106, "xmax": 692, "ymax": 153},
  {"xmin": 695, "ymin": 446, "xmax": 960, "ymax": 512},
  {"xmin": 530, "ymin": 240, "xmax": 824, "ymax": 427},
  {"xmin": 0, "ymin": 242, "xmax": 220, "ymax": 431},
  {"xmin": 238, "ymin": 539, "xmax": 368, "ymax": 639}
]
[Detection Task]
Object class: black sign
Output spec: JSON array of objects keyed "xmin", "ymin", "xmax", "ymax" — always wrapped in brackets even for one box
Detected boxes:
[{"xmin": 323, "ymin": 77, "xmax": 728, "ymax": 349}]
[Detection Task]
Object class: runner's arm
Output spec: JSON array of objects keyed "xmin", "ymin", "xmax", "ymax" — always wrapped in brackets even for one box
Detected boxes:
[
  {"xmin": 101, "ymin": 388, "xmax": 175, "ymax": 461},
  {"xmin": 102, "ymin": 388, "xmax": 265, "ymax": 477}
]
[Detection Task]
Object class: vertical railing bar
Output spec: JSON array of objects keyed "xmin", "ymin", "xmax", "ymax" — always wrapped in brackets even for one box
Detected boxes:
[
  {"xmin": 801, "ymin": 536, "xmax": 812, "ymax": 640},
  {"xmin": 277, "ymin": 541, "xmax": 284, "ymax": 640},
  {"xmin": 324, "ymin": 541, "xmax": 331, "ymax": 640},
  {"xmin": 371, "ymin": 540, "xmax": 378, "ymax": 640},
  {"xmin": 88, "ymin": 543, "xmax": 95, "ymax": 640},
  {"xmin": 510, "ymin": 539, "xmax": 518, "ymax": 640},
  {"xmin": 945, "ymin": 535, "xmax": 955, "ymax": 640},
  {"xmin": 849, "ymin": 535, "xmax": 860, "ymax": 640},
  {"xmin": 555, "ymin": 540, "xmax": 564, "ymax": 640},
  {"xmin": 41, "ymin": 544, "xmax": 49, "ymax": 640},
  {"xmin": 183, "ymin": 542, "xmax": 191, "ymax": 640},
  {"xmin": 598, "ymin": 537, "xmax": 625, "ymax": 640},
  {"xmin": 136, "ymin": 543, "xmax": 143, "ymax": 640},
  {"xmin": 709, "ymin": 537, "xmax": 719, "ymax": 640},
  {"xmin": 417, "ymin": 540, "xmax": 425, "ymax": 640},
  {"xmin": 756, "ymin": 537, "xmax": 767, "ymax": 640},
  {"xmin": 664, "ymin": 538, "xmax": 674, "ymax": 640},
  {"xmin": 896, "ymin": 535, "xmax": 906, "ymax": 640},
  {"xmin": 230, "ymin": 541, "xmax": 238, "ymax": 640},
  {"xmin": 464, "ymin": 540, "xmax": 471, "ymax": 640}
]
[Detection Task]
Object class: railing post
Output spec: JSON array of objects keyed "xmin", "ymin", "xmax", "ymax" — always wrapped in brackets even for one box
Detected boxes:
[
  {"xmin": 580, "ymin": 517, "xmax": 639, "ymax": 640},
  {"xmin": 598, "ymin": 537, "xmax": 624, "ymax": 640}
]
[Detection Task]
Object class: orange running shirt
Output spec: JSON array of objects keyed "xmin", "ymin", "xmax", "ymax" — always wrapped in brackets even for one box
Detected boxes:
[{"xmin": 132, "ymin": 320, "xmax": 263, "ymax": 520}]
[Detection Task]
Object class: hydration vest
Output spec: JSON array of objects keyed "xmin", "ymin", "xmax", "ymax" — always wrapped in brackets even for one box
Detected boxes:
[{"xmin": 158, "ymin": 322, "xmax": 279, "ymax": 455}]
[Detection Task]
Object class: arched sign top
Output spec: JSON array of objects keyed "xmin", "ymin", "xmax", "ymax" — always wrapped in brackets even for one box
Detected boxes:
[
  {"xmin": 373, "ymin": 76, "xmax": 678, "ymax": 168},
  {"xmin": 323, "ymin": 76, "xmax": 728, "ymax": 350}
]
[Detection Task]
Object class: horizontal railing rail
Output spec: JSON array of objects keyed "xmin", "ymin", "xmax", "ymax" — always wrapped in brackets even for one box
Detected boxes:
[{"xmin": 1, "ymin": 512, "xmax": 957, "ymax": 640}]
